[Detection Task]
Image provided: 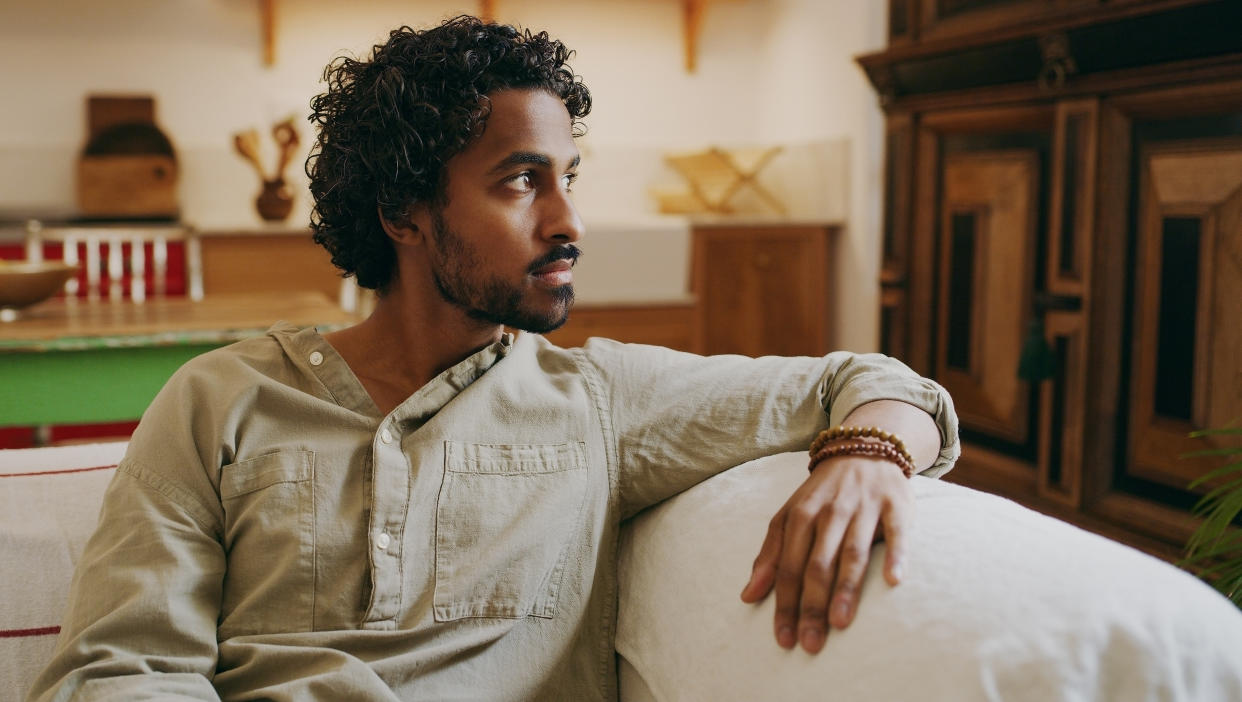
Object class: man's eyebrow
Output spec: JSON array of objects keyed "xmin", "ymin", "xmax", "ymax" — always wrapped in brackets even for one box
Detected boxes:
[{"xmin": 488, "ymin": 151, "xmax": 581, "ymax": 173}]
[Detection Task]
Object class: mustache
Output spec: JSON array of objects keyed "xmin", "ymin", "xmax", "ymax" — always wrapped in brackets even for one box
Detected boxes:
[{"xmin": 527, "ymin": 244, "xmax": 582, "ymax": 273}]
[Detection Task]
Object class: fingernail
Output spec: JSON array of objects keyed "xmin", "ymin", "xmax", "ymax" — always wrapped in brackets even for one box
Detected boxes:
[
  {"xmin": 892, "ymin": 562, "xmax": 905, "ymax": 583},
  {"xmin": 832, "ymin": 601, "xmax": 850, "ymax": 624},
  {"xmin": 801, "ymin": 628, "xmax": 823, "ymax": 650},
  {"xmin": 778, "ymin": 626, "xmax": 796, "ymax": 648}
]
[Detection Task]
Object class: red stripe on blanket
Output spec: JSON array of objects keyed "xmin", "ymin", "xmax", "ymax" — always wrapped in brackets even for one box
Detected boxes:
[
  {"xmin": 0, "ymin": 626, "xmax": 60, "ymax": 638},
  {"xmin": 0, "ymin": 464, "xmax": 119, "ymax": 478}
]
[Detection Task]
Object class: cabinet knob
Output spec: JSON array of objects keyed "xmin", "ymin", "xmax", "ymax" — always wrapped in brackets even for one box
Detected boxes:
[{"xmin": 754, "ymin": 253, "xmax": 772, "ymax": 269}]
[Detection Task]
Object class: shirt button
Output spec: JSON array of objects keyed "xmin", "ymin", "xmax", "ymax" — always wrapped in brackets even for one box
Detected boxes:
[
  {"xmin": 309, "ymin": 351, "xmax": 324, "ymax": 366},
  {"xmin": 380, "ymin": 428, "xmax": 394, "ymax": 444},
  {"xmin": 376, "ymin": 531, "xmax": 391, "ymax": 550}
]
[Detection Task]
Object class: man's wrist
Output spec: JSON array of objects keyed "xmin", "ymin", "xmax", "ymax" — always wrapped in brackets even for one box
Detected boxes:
[{"xmin": 807, "ymin": 431, "xmax": 915, "ymax": 477}]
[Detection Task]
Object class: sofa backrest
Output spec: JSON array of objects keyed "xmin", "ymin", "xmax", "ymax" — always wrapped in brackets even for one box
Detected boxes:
[{"xmin": 0, "ymin": 441, "xmax": 128, "ymax": 699}]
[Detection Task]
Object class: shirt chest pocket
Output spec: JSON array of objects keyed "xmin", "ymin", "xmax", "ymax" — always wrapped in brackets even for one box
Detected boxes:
[
  {"xmin": 218, "ymin": 450, "xmax": 315, "ymax": 637},
  {"xmin": 434, "ymin": 441, "xmax": 589, "ymax": 621}
]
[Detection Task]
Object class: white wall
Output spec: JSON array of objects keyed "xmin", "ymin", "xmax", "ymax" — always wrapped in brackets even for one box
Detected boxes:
[
  {"xmin": 0, "ymin": 0, "xmax": 887, "ymax": 350},
  {"xmin": 756, "ymin": 0, "xmax": 888, "ymax": 352},
  {"xmin": 0, "ymin": 0, "xmax": 769, "ymax": 222}
]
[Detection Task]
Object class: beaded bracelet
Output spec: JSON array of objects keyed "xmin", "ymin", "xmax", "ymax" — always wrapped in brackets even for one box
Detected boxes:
[
  {"xmin": 810, "ymin": 425, "xmax": 915, "ymax": 470},
  {"xmin": 807, "ymin": 441, "xmax": 915, "ymax": 478}
]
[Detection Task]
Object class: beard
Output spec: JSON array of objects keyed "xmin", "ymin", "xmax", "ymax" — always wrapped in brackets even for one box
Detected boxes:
[{"xmin": 428, "ymin": 210, "xmax": 578, "ymax": 334}]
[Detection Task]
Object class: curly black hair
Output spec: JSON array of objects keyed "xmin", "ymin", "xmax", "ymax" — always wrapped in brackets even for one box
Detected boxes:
[{"xmin": 306, "ymin": 15, "xmax": 592, "ymax": 292}]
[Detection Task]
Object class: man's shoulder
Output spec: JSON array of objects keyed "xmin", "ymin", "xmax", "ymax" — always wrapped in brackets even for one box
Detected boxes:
[
  {"xmin": 524, "ymin": 332, "xmax": 691, "ymax": 359},
  {"xmin": 520, "ymin": 333, "xmax": 708, "ymax": 387},
  {"xmin": 164, "ymin": 325, "xmax": 298, "ymax": 394}
]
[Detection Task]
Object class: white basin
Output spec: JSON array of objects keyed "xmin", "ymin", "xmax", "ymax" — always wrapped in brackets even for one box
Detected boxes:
[{"xmin": 572, "ymin": 217, "xmax": 692, "ymax": 305}]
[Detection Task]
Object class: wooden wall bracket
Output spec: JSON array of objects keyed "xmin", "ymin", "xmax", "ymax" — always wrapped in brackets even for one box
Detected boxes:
[{"xmin": 260, "ymin": 0, "xmax": 275, "ymax": 67}]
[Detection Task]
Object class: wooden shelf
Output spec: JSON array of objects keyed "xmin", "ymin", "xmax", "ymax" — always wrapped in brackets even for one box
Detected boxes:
[{"xmin": 257, "ymin": 0, "xmax": 718, "ymax": 73}]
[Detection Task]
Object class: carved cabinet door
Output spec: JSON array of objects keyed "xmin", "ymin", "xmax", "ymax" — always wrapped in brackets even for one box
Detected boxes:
[
  {"xmin": 907, "ymin": 109, "xmax": 1054, "ymax": 467},
  {"xmin": 1127, "ymin": 137, "xmax": 1242, "ymax": 491},
  {"xmin": 936, "ymin": 151, "xmax": 1039, "ymax": 446}
]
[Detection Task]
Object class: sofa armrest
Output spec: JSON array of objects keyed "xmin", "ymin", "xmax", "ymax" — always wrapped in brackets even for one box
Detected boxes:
[
  {"xmin": 0, "ymin": 441, "xmax": 128, "ymax": 700},
  {"xmin": 616, "ymin": 452, "xmax": 1242, "ymax": 701}
]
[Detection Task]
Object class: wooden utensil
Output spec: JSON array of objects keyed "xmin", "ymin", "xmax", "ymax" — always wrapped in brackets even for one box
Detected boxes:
[
  {"xmin": 271, "ymin": 119, "xmax": 300, "ymax": 181},
  {"xmin": 233, "ymin": 129, "xmax": 266, "ymax": 180}
]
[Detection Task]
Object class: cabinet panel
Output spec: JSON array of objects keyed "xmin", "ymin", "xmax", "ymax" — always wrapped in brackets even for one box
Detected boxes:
[
  {"xmin": 881, "ymin": 114, "xmax": 916, "ymax": 359},
  {"xmin": 1048, "ymin": 100, "xmax": 1098, "ymax": 295},
  {"xmin": 693, "ymin": 225, "xmax": 833, "ymax": 357},
  {"xmin": 1037, "ymin": 310, "xmax": 1086, "ymax": 507},
  {"xmin": 200, "ymin": 232, "xmax": 342, "ymax": 301},
  {"xmin": 1128, "ymin": 141, "xmax": 1242, "ymax": 490},
  {"xmin": 543, "ymin": 303, "xmax": 699, "ymax": 352},
  {"xmin": 936, "ymin": 152, "xmax": 1038, "ymax": 444}
]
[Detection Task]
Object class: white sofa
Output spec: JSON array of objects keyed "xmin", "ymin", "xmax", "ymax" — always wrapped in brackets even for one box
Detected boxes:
[{"xmin": 4, "ymin": 442, "xmax": 1242, "ymax": 701}]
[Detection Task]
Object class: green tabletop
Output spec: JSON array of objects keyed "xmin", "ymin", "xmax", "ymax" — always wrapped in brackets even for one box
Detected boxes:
[
  {"xmin": 1, "ymin": 341, "xmax": 234, "ymax": 426},
  {"xmin": 0, "ymin": 293, "xmax": 356, "ymax": 428}
]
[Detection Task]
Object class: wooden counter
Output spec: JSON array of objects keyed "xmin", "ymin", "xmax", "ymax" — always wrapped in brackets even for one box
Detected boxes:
[{"xmin": 197, "ymin": 228, "xmax": 344, "ymax": 302}]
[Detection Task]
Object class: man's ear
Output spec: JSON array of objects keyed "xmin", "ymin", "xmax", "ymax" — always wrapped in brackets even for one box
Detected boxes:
[{"xmin": 377, "ymin": 204, "xmax": 426, "ymax": 245}]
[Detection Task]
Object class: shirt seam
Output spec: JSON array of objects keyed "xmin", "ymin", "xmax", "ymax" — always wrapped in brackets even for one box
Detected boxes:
[{"xmin": 117, "ymin": 459, "xmax": 223, "ymax": 538}]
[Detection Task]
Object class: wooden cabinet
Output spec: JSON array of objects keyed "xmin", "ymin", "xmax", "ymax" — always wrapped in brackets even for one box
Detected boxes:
[
  {"xmin": 860, "ymin": 0, "xmax": 1242, "ymax": 560},
  {"xmin": 692, "ymin": 223, "xmax": 836, "ymax": 357},
  {"xmin": 542, "ymin": 302, "xmax": 700, "ymax": 352},
  {"xmin": 199, "ymin": 230, "xmax": 343, "ymax": 301}
]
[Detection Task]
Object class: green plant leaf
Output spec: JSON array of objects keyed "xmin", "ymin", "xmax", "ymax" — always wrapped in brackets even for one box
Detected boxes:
[
  {"xmin": 1191, "ymin": 475, "xmax": 1242, "ymax": 509},
  {"xmin": 1190, "ymin": 427, "xmax": 1242, "ymax": 438},
  {"xmin": 1189, "ymin": 496, "xmax": 1242, "ymax": 536},
  {"xmin": 1187, "ymin": 462, "xmax": 1242, "ymax": 491},
  {"xmin": 1182, "ymin": 447, "xmax": 1242, "ymax": 458},
  {"xmin": 1182, "ymin": 536, "xmax": 1242, "ymax": 566},
  {"xmin": 1184, "ymin": 529, "xmax": 1242, "ymax": 556},
  {"xmin": 1188, "ymin": 558, "xmax": 1242, "ymax": 580},
  {"xmin": 1182, "ymin": 428, "xmax": 1242, "ymax": 606}
]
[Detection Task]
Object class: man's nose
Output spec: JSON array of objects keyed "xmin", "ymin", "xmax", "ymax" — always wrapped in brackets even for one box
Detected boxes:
[{"xmin": 541, "ymin": 187, "xmax": 584, "ymax": 243}]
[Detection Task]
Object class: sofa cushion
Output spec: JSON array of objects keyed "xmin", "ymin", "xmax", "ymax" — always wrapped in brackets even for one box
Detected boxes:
[
  {"xmin": 616, "ymin": 452, "xmax": 1242, "ymax": 701},
  {"xmin": 0, "ymin": 441, "xmax": 128, "ymax": 700}
]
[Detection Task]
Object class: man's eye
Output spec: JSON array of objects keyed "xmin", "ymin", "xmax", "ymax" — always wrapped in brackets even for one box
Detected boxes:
[
  {"xmin": 562, "ymin": 173, "xmax": 578, "ymax": 192},
  {"xmin": 505, "ymin": 173, "xmax": 534, "ymax": 192}
]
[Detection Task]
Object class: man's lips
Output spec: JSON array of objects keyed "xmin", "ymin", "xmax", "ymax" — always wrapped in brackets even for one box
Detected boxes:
[{"xmin": 531, "ymin": 259, "xmax": 574, "ymax": 286}]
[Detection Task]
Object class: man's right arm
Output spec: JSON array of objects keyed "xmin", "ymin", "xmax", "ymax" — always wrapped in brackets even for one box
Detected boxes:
[
  {"xmin": 26, "ymin": 360, "xmax": 230, "ymax": 702},
  {"xmin": 26, "ymin": 459, "xmax": 225, "ymax": 702}
]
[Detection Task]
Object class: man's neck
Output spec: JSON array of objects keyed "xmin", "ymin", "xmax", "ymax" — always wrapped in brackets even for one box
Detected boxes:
[{"xmin": 323, "ymin": 286, "xmax": 504, "ymax": 416}]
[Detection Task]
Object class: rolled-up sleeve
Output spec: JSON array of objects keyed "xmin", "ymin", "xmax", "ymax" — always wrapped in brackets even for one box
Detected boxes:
[
  {"xmin": 578, "ymin": 341, "xmax": 959, "ymax": 518},
  {"xmin": 819, "ymin": 352, "xmax": 959, "ymax": 479}
]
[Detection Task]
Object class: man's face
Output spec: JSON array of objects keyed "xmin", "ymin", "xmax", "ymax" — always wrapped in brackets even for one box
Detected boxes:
[{"xmin": 421, "ymin": 88, "xmax": 584, "ymax": 333}]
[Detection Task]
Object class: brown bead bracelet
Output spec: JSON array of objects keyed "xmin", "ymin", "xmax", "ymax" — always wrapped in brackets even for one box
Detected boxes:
[
  {"xmin": 810, "ymin": 425, "xmax": 915, "ymax": 471},
  {"xmin": 807, "ymin": 440, "xmax": 915, "ymax": 478}
]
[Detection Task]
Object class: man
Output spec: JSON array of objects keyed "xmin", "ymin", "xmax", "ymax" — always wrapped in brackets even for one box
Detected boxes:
[{"xmin": 30, "ymin": 16, "xmax": 957, "ymax": 701}]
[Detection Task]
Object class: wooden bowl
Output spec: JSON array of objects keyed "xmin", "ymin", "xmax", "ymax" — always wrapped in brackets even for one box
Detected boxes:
[{"xmin": 0, "ymin": 261, "xmax": 78, "ymax": 310}]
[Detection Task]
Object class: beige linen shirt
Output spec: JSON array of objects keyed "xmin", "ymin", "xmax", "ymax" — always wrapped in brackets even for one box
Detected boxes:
[{"xmin": 30, "ymin": 323, "xmax": 958, "ymax": 702}]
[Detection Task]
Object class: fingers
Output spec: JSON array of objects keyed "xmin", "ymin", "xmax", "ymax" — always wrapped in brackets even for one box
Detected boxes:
[
  {"xmin": 881, "ymin": 496, "xmax": 911, "ymax": 586},
  {"xmin": 741, "ymin": 459, "xmax": 917, "ymax": 654},
  {"xmin": 795, "ymin": 503, "xmax": 852, "ymax": 653},
  {"xmin": 772, "ymin": 504, "xmax": 817, "ymax": 649},
  {"xmin": 741, "ymin": 514, "xmax": 785, "ymax": 603},
  {"xmin": 827, "ymin": 507, "xmax": 880, "ymax": 632}
]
